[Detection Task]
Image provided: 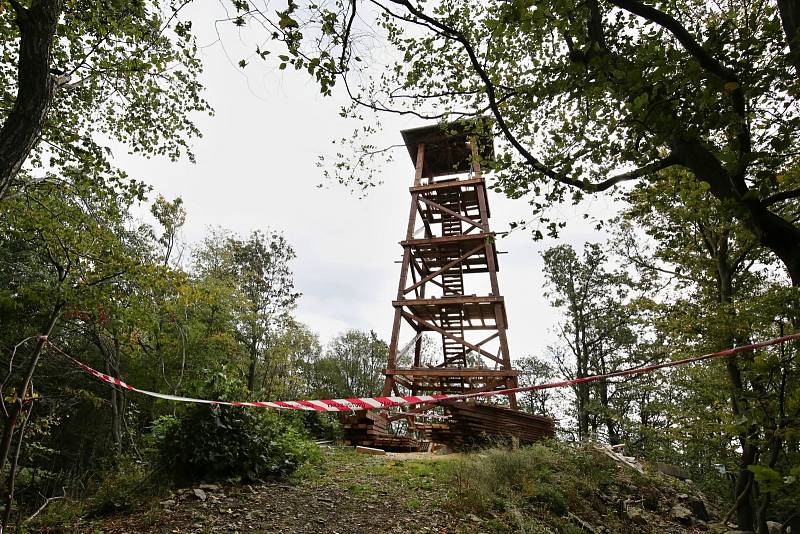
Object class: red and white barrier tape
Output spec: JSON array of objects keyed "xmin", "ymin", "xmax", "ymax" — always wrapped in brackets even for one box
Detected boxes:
[{"xmin": 44, "ymin": 333, "xmax": 800, "ymax": 412}]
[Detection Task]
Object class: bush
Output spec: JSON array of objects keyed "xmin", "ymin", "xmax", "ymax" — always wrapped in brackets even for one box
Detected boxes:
[
  {"xmin": 297, "ymin": 411, "xmax": 342, "ymax": 441},
  {"xmin": 154, "ymin": 375, "xmax": 318, "ymax": 484}
]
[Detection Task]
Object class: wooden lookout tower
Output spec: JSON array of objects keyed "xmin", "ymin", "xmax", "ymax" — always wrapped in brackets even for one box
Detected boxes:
[{"xmin": 382, "ymin": 119, "xmax": 519, "ymax": 408}]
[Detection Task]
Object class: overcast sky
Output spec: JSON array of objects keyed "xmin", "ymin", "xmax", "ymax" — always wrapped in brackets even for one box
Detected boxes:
[{"xmin": 116, "ymin": 3, "xmax": 618, "ymax": 361}]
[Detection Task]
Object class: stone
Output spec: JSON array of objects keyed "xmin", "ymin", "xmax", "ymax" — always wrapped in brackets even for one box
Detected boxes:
[
  {"xmin": 160, "ymin": 499, "xmax": 176, "ymax": 507},
  {"xmin": 356, "ymin": 445, "xmax": 386, "ymax": 456},
  {"xmin": 192, "ymin": 488, "xmax": 207, "ymax": 501},
  {"xmin": 767, "ymin": 522, "xmax": 783, "ymax": 534},
  {"xmin": 658, "ymin": 463, "xmax": 692, "ymax": 480},
  {"xmin": 467, "ymin": 514, "xmax": 482, "ymax": 523},
  {"xmin": 686, "ymin": 496, "xmax": 710, "ymax": 521},
  {"xmin": 625, "ymin": 507, "xmax": 647, "ymax": 525},
  {"xmin": 199, "ymin": 483, "xmax": 221, "ymax": 491},
  {"xmin": 671, "ymin": 504, "xmax": 694, "ymax": 525}
]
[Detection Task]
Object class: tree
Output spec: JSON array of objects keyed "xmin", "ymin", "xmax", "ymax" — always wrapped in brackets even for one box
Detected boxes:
[
  {"xmin": 618, "ymin": 171, "xmax": 800, "ymax": 532},
  {"xmin": 227, "ymin": 230, "xmax": 301, "ymax": 392},
  {"xmin": 515, "ymin": 355, "xmax": 557, "ymax": 417},
  {"xmin": 0, "ymin": 0, "xmax": 209, "ymax": 200},
  {"xmin": 240, "ymin": 0, "xmax": 800, "ymax": 286},
  {"xmin": 305, "ymin": 330, "xmax": 387, "ymax": 398},
  {"xmin": 542, "ymin": 243, "xmax": 636, "ymax": 442},
  {"xmin": 0, "ymin": 166, "xmax": 145, "ymax": 527},
  {"xmin": 151, "ymin": 195, "xmax": 187, "ymax": 267}
]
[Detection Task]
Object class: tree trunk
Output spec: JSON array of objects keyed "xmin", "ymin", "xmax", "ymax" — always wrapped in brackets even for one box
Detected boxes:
[
  {"xmin": 0, "ymin": 304, "xmax": 60, "ymax": 532},
  {"xmin": 0, "ymin": 0, "xmax": 64, "ymax": 200},
  {"xmin": 106, "ymin": 359, "xmax": 122, "ymax": 453},
  {"xmin": 778, "ymin": 0, "xmax": 800, "ymax": 79},
  {"xmin": 247, "ymin": 337, "xmax": 258, "ymax": 392},
  {"xmin": 711, "ymin": 233, "xmax": 762, "ymax": 531}
]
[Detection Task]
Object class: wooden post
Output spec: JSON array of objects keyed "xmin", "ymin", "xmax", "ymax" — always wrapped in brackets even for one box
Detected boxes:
[
  {"xmin": 383, "ymin": 142, "xmax": 426, "ymax": 395},
  {"xmin": 414, "ymin": 143, "xmax": 425, "ymax": 186}
]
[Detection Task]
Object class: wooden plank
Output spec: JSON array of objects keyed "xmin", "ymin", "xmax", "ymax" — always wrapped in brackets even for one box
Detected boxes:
[
  {"xmin": 356, "ymin": 446, "xmax": 386, "ymax": 456},
  {"xmin": 414, "ymin": 143, "xmax": 426, "ymax": 186},
  {"xmin": 394, "ymin": 295, "xmax": 504, "ymax": 307},
  {"xmin": 401, "ymin": 233, "xmax": 493, "ymax": 247},
  {"xmin": 409, "ymin": 177, "xmax": 485, "ymax": 193}
]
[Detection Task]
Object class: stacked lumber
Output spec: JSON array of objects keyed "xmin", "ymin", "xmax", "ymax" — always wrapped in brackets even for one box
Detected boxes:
[
  {"xmin": 341, "ymin": 411, "xmax": 420, "ymax": 452},
  {"xmin": 445, "ymin": 401, "xmax": 555, "ymax": 449},
  {"xmin": 415, "ymin": 422, "xmax": 455, "ymax": 445},
  {"xmin": 368, "ymin": 435, "xmax": 420, "ymax": 452},
  {"xmin": 341, "ymin": 410, "xmax": 388, "ymax": 443}
]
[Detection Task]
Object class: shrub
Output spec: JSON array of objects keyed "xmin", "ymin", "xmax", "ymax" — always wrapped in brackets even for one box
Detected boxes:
[{"xmin": 154, "ymin": 375, "xmax": 318, "ymax": 484}]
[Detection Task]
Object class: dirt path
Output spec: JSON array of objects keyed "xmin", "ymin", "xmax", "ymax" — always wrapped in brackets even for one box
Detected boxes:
[{"xmin": 95, "ymin": 449, "xmax": 470, "ymax": 534}]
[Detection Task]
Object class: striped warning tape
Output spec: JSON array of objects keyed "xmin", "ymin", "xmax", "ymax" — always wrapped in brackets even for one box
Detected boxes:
[{"xmin": 44, "ymin": 333, "xmax": 800, "ymax": 412}]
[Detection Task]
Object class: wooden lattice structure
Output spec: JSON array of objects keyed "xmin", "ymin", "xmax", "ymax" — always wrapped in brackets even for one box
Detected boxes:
[{"xmin": 381, "ymin": 119, "xmax": 519, "ymax": 408}]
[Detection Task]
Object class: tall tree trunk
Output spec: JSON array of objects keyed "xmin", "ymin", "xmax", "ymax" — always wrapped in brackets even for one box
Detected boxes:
[
  {"xmin": 0, "ymin": 303, "xmax": 60, "ymax": 532},
  {"xmin": 778, "ymin": 0, "xmax": 800, "ymax": 79},
  {"xmin": 0, "ymin": 0, "xmax": 64, "ymax": 200},
  {"xmin": 247, "ymin": 337, "xmax": 258, "ymax": 392},
  {"xmin": 714, "ymin": 237, "xmax": 761, "ymax": 531},
  {"xmin": 105, "ymin": 358, "xmax": 122, "ymax": 453}
]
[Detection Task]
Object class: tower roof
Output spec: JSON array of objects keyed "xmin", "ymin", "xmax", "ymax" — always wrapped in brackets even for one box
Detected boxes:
[{"xmin": 401, "ymin": 118, "xmax": 495, "ymax": 177}]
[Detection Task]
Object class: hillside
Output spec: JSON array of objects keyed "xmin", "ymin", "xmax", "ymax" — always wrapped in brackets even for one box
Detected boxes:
[{"xmin": 31, "ymin": 442, "xmax": 737, "ymax": 534}]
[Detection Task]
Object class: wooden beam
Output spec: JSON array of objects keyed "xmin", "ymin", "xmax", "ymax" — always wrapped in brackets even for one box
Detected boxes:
[
  {"xmin": 469, "ymin": 136, "xmax": 482, "ymax": 178},
  {"xmin": 384, "ymin": 368, "xmax": 518, "ymax": 377},
  {"xmin": 401, "ymin": 232, "xmax": 493, "ymax": 247},
  {"xmin": 409, "ymin": 177, "xmax": 485, "ymax": 193},
  {"xmin": 394, "ymin": 295, "xmax": 504, "ymax": 307},
  {"xmin": 414, "ymin": 143, "xmax": 425, "ymax": 186}
]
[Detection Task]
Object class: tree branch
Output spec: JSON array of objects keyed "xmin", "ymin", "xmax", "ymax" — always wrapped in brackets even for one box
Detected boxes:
[
  {"xmin": 388, "ymin": 0, "xmax": 678, "ymax": 193},
  {"xmin": 606, "ymin": 0, "xmax": 737, "ymax": 82},
  {"xmin": 763, "ymin": 187, "xmax": 800, "ymax": 206}
]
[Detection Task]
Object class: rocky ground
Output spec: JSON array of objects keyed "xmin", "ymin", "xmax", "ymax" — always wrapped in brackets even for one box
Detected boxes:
[
  {"xmin": 89, "ymin": 450, "xmax": 465, "ymax": 534},
  {"xmin": 41, "ymin": 445, "xmax": 769, "ymax": 534}
]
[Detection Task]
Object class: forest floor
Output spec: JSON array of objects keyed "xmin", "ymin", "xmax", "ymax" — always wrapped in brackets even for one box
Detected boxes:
[{"xmin": 37, "ymin": 444, "xmax": 735, "ymax": 534}]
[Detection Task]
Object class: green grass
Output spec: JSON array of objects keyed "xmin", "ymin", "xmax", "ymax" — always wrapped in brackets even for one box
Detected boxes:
[
  {"xmin": 406, "ymin": 497, "xmax": 422, "ymax": 510},
  {"xmin": 443, "ymin": 440, "xmax": 666, "ymax": 533}
]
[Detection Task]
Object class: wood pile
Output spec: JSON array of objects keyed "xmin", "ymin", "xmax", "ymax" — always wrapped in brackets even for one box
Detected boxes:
[
  {"xmin": 444, "ymin": 402, "xmax": 555, "ymax": 449},
  {"xmin": 415, "ymin": 422, "xmax": 455, "ymax": 445},
  {"xmin": 341, "ymin": 411, "xmax": 420, "ymax": 452},
  {"xmin": 341, "ymin": 402, "xmax": 554, "ymax": 452}
]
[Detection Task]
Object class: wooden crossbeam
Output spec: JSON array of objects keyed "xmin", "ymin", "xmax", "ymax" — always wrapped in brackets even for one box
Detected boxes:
[
  {"xmin": 409, "ymin": 177, "xmax": 484, "ymax": 193},
  {"xmin": 384, "ymin": 368, "xmax": 518, "ymax": 377}
]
